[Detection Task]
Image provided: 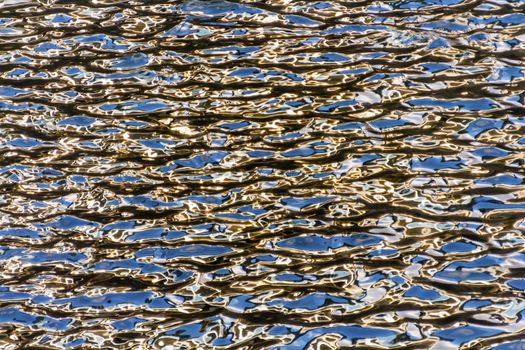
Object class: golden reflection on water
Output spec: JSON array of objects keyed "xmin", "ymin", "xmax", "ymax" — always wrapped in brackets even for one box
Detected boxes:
[{"xmin": 0, "ymin": 0, "xmax": 525, "ymax": 349}]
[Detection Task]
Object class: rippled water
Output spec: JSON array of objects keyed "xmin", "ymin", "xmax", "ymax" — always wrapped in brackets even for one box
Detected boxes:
[{"xmin": 1, "ymin": 0, "xmax": 525, "ymax": 349}]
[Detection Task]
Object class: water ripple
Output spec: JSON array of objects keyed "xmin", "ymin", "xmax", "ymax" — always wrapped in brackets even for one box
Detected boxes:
[{"xmin": 1, "ymin": 0, "xmax": 525, "ymax": 349}]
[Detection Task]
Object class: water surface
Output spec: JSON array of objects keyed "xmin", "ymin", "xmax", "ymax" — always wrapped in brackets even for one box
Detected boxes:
[{"xmin": 1, "ymin": 0, "xmax": 525, "ymax": 349}]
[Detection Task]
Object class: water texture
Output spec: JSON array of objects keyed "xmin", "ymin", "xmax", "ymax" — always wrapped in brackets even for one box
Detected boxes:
[{"xmin": 1, "ymin": 0, "xmax": 525, "ymax": 349}]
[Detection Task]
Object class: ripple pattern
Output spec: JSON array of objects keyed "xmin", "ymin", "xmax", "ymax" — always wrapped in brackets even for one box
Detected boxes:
[{"xmin": 1, "ymin": 0, "xmax": 525, "ymax": 349}]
